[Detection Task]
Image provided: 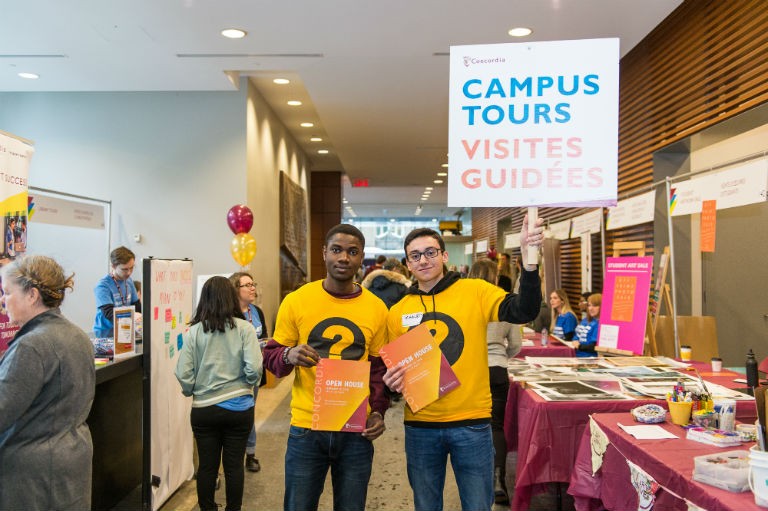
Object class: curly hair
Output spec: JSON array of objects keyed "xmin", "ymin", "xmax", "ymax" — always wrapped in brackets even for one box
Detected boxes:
[{"xmin": 2, "ymin": 255, "xmax": 74, "ymax": 308}]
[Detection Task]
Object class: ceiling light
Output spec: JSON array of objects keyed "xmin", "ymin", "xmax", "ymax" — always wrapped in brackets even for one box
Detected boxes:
[
  {"xmin": 508, "ymin": 27, "xmax": 532, "ymax": 37},
  {"xmin": 390, "ymin": 218, "xmax": 396, "ymax": 222},
  {"xmin": 300, "ymin": 122, "xmax": 314, "ymax": 128},
  {"xmin": 221, "ymin": 28, "xmax": 247, "ymax": 39},
  {"xmin": 431, "ymin": 218, "xmax": 437, "ymax": 222},
  {"xmin": 425, "ymin": 187, "xmax": 433, "ymax": 191},
  {"xmin": 437, "ymin": 172, "xmax": 447, "ymax": 177},
  {"xmin": 441, "ymin": 163, "xmax": 449, "ymax": 168},
  {"xmin": 318, "ymin": 149, "xmax": 329, "ymax": 154},
  {"xmin": 273, "ymin": 78, "xmax": 290, "ymax": 85},
  {"xmin": 287, "ymin": 100, "xmax": 302, "ymax": 106},
  {"xmin": 18, "ymin": 72, "xmax": 39, "ymax": 79},
  {"xmin": 433, "ymin": 179, "xmax": 444, "ymax": 184},
  {"xmin": 310, "ymin": 137, "xmax": 323, "ymax": 142}
]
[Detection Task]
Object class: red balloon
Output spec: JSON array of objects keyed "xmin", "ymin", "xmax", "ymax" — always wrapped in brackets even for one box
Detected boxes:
[{"xmin": 227, "ymin": 205, "xmax": 254, "ymax": 234}]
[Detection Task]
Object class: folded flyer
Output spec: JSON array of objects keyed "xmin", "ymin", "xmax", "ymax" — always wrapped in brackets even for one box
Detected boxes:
[
  {"xmin": 311, "ymin": 358, "xmax": 370, "ymax": 432},
  {"xmin": 380, "ymin": 322, "xmax": 460, "ymax": 413}
]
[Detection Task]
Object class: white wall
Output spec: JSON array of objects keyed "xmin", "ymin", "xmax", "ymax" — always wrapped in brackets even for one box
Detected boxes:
[{"xmin": 0, "ymin": 82, "xmax": 309, "ymax": 333}]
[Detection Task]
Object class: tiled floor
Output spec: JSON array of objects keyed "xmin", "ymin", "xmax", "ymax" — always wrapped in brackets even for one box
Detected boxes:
[{"xmin": 116, "ymin": 376, "xmax": 574, "ymax": 511}]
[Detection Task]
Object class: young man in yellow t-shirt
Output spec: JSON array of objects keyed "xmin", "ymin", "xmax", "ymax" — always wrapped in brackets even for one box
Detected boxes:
[
  {"xmin": 263, "ymin": 224, "xmax": 389, "ymax": 511},
  {"xmin": 384, "ymin": 215, "xmax": 544, "ymax": 511}
]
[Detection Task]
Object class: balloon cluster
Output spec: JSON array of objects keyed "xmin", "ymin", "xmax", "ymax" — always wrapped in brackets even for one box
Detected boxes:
[{"xmin": 227, "ymin": 205, "xmax": 257, "ymax": 266}]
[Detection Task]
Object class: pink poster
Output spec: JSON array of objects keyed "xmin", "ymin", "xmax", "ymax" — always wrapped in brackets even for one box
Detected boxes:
[{"xmin": 599, "ymin": 256, "xmax": 653, "ymax": 355}]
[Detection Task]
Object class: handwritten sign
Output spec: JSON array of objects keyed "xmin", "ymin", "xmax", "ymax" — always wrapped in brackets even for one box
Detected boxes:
[
  {"xmin": 700, "ymin": 200, "xmax": 717, "ymax": 252},
  {"xmin": 448, "ymin": 39, "xmax": 619, "ymax": 208}
]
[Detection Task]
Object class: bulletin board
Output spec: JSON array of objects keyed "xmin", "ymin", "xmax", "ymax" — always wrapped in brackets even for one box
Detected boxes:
[
  {"xmin": 597, "ymin": 256, "xmax": 653, "ymax": 355},
  {"xmin": 142, "ymin": 258, "xmax": 194, "ymax": 511}
]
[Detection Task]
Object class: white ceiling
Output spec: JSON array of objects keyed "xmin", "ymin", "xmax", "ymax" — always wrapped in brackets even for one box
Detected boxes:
[{"xmin": 1, "ymin": 0, "xmax": 682, "ymax": 219}]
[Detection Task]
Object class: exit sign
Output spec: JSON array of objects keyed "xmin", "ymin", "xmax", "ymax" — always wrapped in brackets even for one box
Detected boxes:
[{"xmin": 352, "ymin": 179, "xmax": 369, "ymax": 188}]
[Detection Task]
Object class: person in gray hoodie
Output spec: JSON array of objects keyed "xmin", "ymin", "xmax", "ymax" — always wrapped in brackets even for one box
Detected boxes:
[
  {"xmin": 175, "ymin": 276, "xmax": 263, "ymax": 511},
  {"xmin": 0, "ymin": 255, "xmax": 95, "ymax": 511}
]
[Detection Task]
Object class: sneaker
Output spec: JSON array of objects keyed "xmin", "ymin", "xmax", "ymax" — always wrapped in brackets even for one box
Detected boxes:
[{"xmin": 245, "ymin": 455, "xmax": 261, "ymax": 473}]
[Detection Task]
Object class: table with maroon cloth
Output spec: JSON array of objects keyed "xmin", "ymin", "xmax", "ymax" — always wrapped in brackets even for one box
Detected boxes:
[
  {"xmin": 569, "ymin": 412, "xmax": 761, "ymax": 511},
  {"xmin": 503, "ymin": 361, "xmax": 755, "ymax": 511},
  {"xmin": 516, "ymin": 332, "xmax": 576, "ymax": 359}
]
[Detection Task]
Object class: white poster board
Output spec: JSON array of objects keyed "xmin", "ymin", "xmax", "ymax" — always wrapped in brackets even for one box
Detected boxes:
[
  {"xmin": 144, "ymin": 258, "xmax": 194, "ymax": 510},
  {"xmin": 670, "ymin": 158, "xmax": 768, "ymax": 216},
  {"xmin": 606, "ymin": 190, "xmax": 655, "ymax": 230},
  {"xmin": 448, "ymin": 38, "xmax": 619, "ymax": 208}
]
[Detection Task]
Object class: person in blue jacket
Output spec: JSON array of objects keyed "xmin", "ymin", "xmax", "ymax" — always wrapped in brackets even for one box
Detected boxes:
[
  {"xmin": 549, "ymin": 288, "xmax": 577, "ymax": 341},
  {"xmin": 569, "ymin": 293, "xmax": 601, "ymax": 356},
  {"xmin": 93, "ymin": 246, "xmax": 141, "ymax": 338},
  {"xmin": 228, "ymin": 271, "xmax": 269, "ymax": 474}
]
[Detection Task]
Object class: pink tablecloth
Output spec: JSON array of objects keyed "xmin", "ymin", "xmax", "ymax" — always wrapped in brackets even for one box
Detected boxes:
[
  {"xmin": 503, "ymin": 364, "xmax": 756, "ymax": 511},
  {"xmin": 517, "ymin": 332, "xmax": 576, "ymax": 359},
  {"xmin": 569, "ymin": 412, "xmax": 761, "ymax": 511}
]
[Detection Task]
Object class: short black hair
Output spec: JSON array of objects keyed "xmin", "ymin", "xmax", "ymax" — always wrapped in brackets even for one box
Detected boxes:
[
  {"xmin": 325, "ymin": 223, "xmax": 365, "ymax": 247},
  {"xmin": 403, "ymin": 228, "xmax": 445, "ymax": 253}
]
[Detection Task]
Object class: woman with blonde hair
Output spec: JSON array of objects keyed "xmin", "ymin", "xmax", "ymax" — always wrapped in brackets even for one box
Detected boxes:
[
  {"xmin": 549, "ymin": 288, "xmax": 578, "ymax": 341},
  {"xmin": 467, "ymin": 258, "xmax": 521, "ymax": 505},
  {"xmin": 0, "ymin": 255, "xmax": 95, "ymax": 510}
]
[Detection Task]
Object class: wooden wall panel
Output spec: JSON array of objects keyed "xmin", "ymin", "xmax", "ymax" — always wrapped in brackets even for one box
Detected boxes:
[{"xmin": 470, "ymin": 0, "xmax": 768, "ymax": 300}]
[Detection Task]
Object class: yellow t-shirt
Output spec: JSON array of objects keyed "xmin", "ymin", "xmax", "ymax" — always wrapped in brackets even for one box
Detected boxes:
[
  {"xmin": 272, "ymin": 281, "xmax": 389, "ymax": 428},
  {"xmin": 387, "ymin": 278, "xmax": 505, "ymax": 423}
]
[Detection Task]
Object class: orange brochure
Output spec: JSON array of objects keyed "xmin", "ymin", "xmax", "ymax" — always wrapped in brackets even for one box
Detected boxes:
[
  {"xmin": 380, "ymin": 322, "xmax": 460, "ymax": 413},
  {"xmin": 311, "ymin": 358, "xmax": 371, "ymax": 432}
]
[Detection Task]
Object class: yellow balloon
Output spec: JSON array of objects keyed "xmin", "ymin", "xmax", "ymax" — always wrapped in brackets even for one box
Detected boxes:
[{"xmin": 230, "ymin": 233, "xmax": 257, "ymax": 266}]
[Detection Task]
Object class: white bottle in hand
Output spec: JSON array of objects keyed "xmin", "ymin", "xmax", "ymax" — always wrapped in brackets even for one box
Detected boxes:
[{"xmin": 541, "ymin": 328, "xmax": 549, "ymax": 347}]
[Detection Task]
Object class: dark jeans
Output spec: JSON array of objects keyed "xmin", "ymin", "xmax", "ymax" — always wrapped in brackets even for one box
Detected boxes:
[
  {"xmin": 489, "ymin": 365, "xmax": 510, "ymax": 470},
  {"xmin": 284, "ymin": 426, "xmax": 374, "ymax": 511},
  {"xmin": 191, "ymin": 404, "xmax": 254, "ymax": 511}
]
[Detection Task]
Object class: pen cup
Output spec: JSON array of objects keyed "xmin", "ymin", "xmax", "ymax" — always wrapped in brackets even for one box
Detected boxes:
[
  {"xmin": 680, "ymin": 345, "xmax": 692, "ymax": 362},
  {"xmin": 667, "ymin": 399, "xmax": 692, "ymax": 426}
]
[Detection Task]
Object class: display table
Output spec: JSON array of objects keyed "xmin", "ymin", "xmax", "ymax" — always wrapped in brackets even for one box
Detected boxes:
[
  {"xmin": 504, "ymin": 362, "xmax": 756, "ymax": 511},
  {"xmin": 569, "ymin": 412, "xmax": 760, "ymax": 511},
  {"xmin": 517, "ymin": 332, "xmax": 576, "ymax": 358},
  {"xmin": 89, "ymin": 352, "xmax": 143, "ymax": 511}
]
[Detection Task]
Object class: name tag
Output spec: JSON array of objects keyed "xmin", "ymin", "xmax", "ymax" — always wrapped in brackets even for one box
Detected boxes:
[{"xmin": 401, "ymin": 312, "xmax": 423, "ymax": 328}]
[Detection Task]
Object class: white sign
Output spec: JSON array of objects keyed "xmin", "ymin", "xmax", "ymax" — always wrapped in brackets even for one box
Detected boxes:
[
  {"xmin": 606, "ymin": 190, "xmax": 656, "ymax": 230},
  {"xmin": 0, "ymin": 131, "xmax": 33, "ymax": 215},
  {"xmin": 30, "ymin": 193, "xmax": 106, "ymax": 229},
  {"xmin": 504, "ymin": 232, "xmax": 520, "ymax": 249},
  {"xmin": 670, "ymin": 158, "xmax": 768, "ymax": 216},
  {"xmin": 464, "ymin": 243, "xmax": 473, "ymax": 255},
  {"xmin": 570, "ymin": 209, "xmax": 603, "ymax": 238},
  {"xmin": 548, "ymin": 219, "xmax": 572, "ymax": 240},
  {"xmin": 448, "ymin": 38, "xmax": 619, "ymax": 208},
  {"xmin": 476, "ymin": 239, "xmax": 488, "ymax": 253}
]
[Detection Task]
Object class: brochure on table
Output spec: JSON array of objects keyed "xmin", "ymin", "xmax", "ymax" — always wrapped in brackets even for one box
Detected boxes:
[
  {"xmin": 113, "ymin": 306, "xmax": 135, "ymax": 358},
  {"xmin": 311, "ymin": 358, "xmax": 370, "ymax": 432},
  {"xmin": 380, "ymin": 322, "xmax": 460, "ymax": 413}
]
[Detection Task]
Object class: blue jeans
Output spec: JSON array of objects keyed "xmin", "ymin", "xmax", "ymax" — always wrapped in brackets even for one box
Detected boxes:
[
  {"xmin": 404, "ymin": 423, "xmax": 494, "ymax": 511},
  {"xmin": 284, "ymin": 426, "xmax": 374, "ymax": 511},
  {"xmin": 246, "ymin": 386, "xmax": 259, "ymax": 454}
]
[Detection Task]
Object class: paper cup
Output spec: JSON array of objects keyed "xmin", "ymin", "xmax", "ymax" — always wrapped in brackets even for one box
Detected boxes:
[
  {"xmin": 680, "ymin": 345, "xmax": 692, "ymax": 362},
  {"xmin": 667, "ymin": 400, "xmax": 692, "ymax": 426},
  {"xmin": 711, "ymin": 357, "xmax": 723, "ymax": 372}
]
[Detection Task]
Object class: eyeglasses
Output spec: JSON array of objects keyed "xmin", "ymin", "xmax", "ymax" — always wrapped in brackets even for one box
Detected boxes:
[
  {"xmin": 238, "ymin": 283, "xmax": 256, "ymax": 288},
  {"xmin": 407, "ymin": 247, "xmax": 441, "ymax": 263}
]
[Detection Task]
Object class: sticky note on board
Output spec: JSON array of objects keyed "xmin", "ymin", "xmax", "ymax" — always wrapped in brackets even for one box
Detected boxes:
[
  {"xmin": 177, "ymin": 333, "xmax": 183, "ymax": 351},
  {"xmin": 164, "ymin": 331, "xmax": 171, "ymax": 344},
  {"xmin": 169, "ymin": 345, "xmax": 175, "ymax": 358},
  {"xmin": 165, "ymin": 309, "xmax": 172, "ymax": 322},
  {"xmin": 172, "ymin": 316, "xmax": 177, "ymax": 329},
  {"xmin": 154, "ymin": 307, "xmax": 159, "ymax": 320}
]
